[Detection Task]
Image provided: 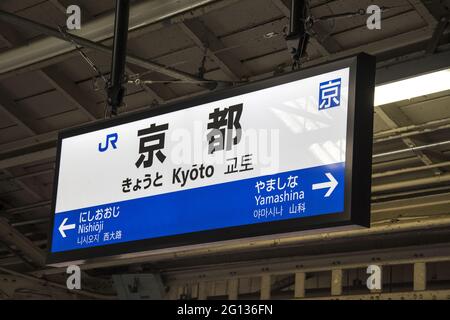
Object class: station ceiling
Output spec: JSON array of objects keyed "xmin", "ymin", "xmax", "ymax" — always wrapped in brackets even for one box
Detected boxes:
[{"xmin": 0, "ymin": 0, "xmax": 449, "ymax": 279}]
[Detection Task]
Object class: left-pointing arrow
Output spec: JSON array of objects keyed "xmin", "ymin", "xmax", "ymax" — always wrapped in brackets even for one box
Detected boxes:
[{"xmin": 59, "ymin": 218, "xmax": 76, "ymax": 238}]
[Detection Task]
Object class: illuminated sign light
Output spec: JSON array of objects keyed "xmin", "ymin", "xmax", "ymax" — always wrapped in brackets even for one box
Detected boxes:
[
  {"xmin": 47, "ymin": 54, "xmax": 375, "ymax": 265},
  {"xmin": 374, "ymin": 68, "xmax": 450, "ymax": 106}
]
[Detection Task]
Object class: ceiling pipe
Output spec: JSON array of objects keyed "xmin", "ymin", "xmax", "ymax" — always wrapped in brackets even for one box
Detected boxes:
[
  {"xmin": 374, "ymin": 117, "xmax": 450, "ymax": 140},
  {"xmin": 0, "ymin": 0, "xmax": 216, "ymax": 84},
  {"xmin": 373, "ymin": 140, "xmax": 450, "ymax": 158},
  {"xmin": 373, "ymin": 161, "xmax": 450, "ymax": 179},
  {"xmin": 372, "ymin": 173, "xmax": 450, "ymax": 193},
  {"xmin": 374, "ymin": 123, "xmax": 450, "ymax": 144}
]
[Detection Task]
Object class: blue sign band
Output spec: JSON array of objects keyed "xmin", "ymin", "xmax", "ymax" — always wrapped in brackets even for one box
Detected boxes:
[{"xmin": 51, "ymin": 162, "xmax": 345, "ymax": 252}]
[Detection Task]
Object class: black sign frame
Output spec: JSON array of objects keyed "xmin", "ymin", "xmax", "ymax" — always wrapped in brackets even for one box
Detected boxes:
[{"xmin": 47, "ymin": 53, "xmax": 375, "ymax": 265}]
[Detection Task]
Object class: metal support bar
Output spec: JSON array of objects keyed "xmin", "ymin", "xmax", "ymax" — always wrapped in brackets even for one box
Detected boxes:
[
  {"xmin": 108, "ymin": 0, "xmax": 130, "ymax": 116},
  {"xmin": 414, "ymin": 262, "xmax": 427, "ymax": 291},
  {"xmin": 373, "ymin": 140, "xmax": 450, "ymax": 159},
  {"xmin": 285, "ymin": 0, "xmax": 309, "ymax": 64},
  {"xmin": 331, "ymin": 269, "xmax": 343, "ymax": 296},
  {"xmin": 198, "ymin": 281, "xmax": 207, "ymax": 300},
  {"xmin": 272, "ymin": 0, "xmax": 341, "ymax": 56},
  {"xmin": 227, "ymin": 278, "xmax": 239, "ymax": 300},
  {"xmin": 294, "ymin": 272, "xmax": 305, "ymax": 298},
  {"xmin": 260, "ymin": 274, "xmax": 271, "ymax": 300},
  {"xmin": 166, "ymin": 285, "xmax": 179, "ymax": 300}
]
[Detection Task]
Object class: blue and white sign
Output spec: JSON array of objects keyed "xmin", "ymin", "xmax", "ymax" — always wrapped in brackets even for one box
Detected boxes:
[{"xmin": 48, "ymin": 55, "xmax": 375, "ymax": 264}]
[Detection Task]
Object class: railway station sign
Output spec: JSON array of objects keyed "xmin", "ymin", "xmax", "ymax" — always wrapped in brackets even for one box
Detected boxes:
[{"xmin": 47, "ymin": 54, "xmax": 375, "ymax": 265}]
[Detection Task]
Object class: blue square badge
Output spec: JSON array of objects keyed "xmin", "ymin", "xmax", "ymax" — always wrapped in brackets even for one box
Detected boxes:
[{"xmin": 319, "ymin": 78, "xmax": 341, "ymax": 110}]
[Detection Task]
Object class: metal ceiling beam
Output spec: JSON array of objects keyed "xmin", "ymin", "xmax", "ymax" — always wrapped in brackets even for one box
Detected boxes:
[
  {"xmin": 408, "ymin": 0, "xmax": 438, "ymax": 26},
  {"xmin": 47, "ymin": 0, "xmax": 67, "ymax": 13},
  {"xmin": 11, "ymin": 217, "xmax": 50, "ymax": 228},
  {"xmin": 180, "ymin": 18, "xmax": 251, "ymax": 81},
  {"xmin": 0, "ymin": 217, "xmax": 45, "ymax": 267},
  {"xmin": 1, "ymin": 169, "xmax": 44, "ymax": 201},
  {"xmin": 3, "ymin": 201, "xmax": 51, "ymax": 216},
  {"xmin": 0, "ymin": 148, "xmax": 57, "ymax": 170},
  {"xmin": 372, "ymin": 173, "xmax": 450, "ymax": 193},
  {"xmin": 246, "ymin": 27, "xmax": 441, "ymax": 83},
  {"xmin": 375, "ymin": 49, "xmax": 450, "ymax": 84},
  {"xmin": 0, "ymin": 21, "xmax": 22, "ymax": 47},
  {"xmin": 0, "ymin": 17, "xmax": 99, "ymax": 130},
  {"xmin": 39, "ymin": 67, "xmax": 99, "ymax": 121},
  {"xmin": 376, "ymin": 106, "xmax": 443, "ymax": 175},
  {"xmin": 0, "ymin": 87, "xmax": 37, "ymax": 136},
  {"xmin": 0, "ymin": 131, "xmax": 59, "ymax": 160},
  {"xmin": 133, "ymin": 14, "xmax": 449, "ymax": 84},
  {"xmin": 0, "ymin": 198, "xmax": 12, "ymax": 210},
  {"xmin": 0, "ymin": 169, "xmax": 55, "ymax": 182},
  {"xmin": 48, "ymin": 2, "xmax": 165, "ymax": 107},
  {"xmin": 374, "ymin": 161, "xmax": 450, "ymax": 179},
  {"xmin": 0, "ymin": 89, "xmax": 211, "ymax": 161},
  {"xmin": 0, "ymin": 24, "xmax": 38, "ymax": 137},
  {"xmin": 426, "ymin": 15, "xmax": 450, "ymax": 54},
  {"xmin": 0, "ymin": 1, "xmax": 215, "ymax": 84},
  {"xmin": 0, "ymin": 256, "xmax": 22, "ymax": 267},
  {"xmin": 0, "ymin": 0, "xmax": 241, "ymax": 82},
  {"xmin": 0, "ymin": 11, "xmax": 93, "ymax": 214}
]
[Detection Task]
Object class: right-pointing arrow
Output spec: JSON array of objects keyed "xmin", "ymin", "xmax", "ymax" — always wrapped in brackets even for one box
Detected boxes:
[
  {"xmin": 59, "ymin": 218, "xmax": 76, "ymax": 238},
  {"xmin": 312, "ymin": 172, "xmax": 338, "ymax": 197}
]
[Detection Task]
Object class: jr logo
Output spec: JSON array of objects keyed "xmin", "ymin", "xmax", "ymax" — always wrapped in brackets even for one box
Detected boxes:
[{"xmin": 98, "ymin": 133, "xmax": 119, "ymax": 152}]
